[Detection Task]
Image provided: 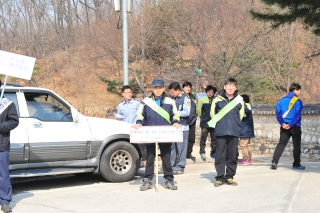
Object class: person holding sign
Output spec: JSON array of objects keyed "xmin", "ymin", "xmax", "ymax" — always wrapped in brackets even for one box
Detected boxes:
[
  {"xmin": 168, "ymin": 82, "xmax": 191, "ymax": 175},
  {"xmin": 0, "ymin": 81, "xmax": 19, "ymax": 213},
  {"xmin": 271, "ymin": 83, "xmax": 304, "ymax": 170},
  {"xmin": 134, "ymin": 78, "xmax": 180, "ymax": 191},
  {"xmin": 208, "ymin": 78, "xmax": 244, "ymax": 187}
]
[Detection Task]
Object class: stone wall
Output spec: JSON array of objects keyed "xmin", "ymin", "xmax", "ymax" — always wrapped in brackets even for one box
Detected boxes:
[
  {"xmin": 195, "ymin": 104, "xmax": 320, "ymax": 161},
  {"xmin": 252, "ymin": 104, "xmax": 320, "ymax": 160}
]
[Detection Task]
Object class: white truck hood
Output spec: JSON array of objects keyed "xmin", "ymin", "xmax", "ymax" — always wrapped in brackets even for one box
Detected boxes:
[{"xmin": 86, "ymin": 117, "xmax": 132, "ymax": 141}]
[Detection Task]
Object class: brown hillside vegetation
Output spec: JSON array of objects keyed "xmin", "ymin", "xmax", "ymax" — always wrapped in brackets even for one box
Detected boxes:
[{"xmin": 1, "ymin": 0, "xmax": 320, "ymax": 117}]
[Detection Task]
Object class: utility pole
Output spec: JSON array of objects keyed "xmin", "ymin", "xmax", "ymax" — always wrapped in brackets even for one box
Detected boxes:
[
  {"xmin": 122, "ymin": 0, "xmax": 129, "ymax": 85},
  {"xmin": 114, "ymin": 0, "xmax": 131, "ymax": 85}
]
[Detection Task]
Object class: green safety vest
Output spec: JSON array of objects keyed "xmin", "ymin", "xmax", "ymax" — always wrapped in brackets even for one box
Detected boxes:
[
  {"xmin": 207, "ymin": 95, "xmax": 243, "ymax": 128},
  {"xmin": 142, "ymin": 97, "xmax": 171, "ymax": 124}
]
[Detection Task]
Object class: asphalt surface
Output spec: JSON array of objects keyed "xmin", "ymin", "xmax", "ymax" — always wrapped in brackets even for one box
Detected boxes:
[{"xmin": 10, "ymin": 145, "xmax": 320, "ymax": 213}]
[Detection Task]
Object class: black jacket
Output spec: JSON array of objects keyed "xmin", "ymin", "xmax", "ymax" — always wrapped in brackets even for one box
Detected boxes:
[
  {"xmin": 210, "ymin": 91, "xmax": 244, "ymax": 137},
  {"xmin": 188, "ymin": 93, "xmax": 197, "ymax": 126},
  {"xmin": 197, "ymin": 96, "xmax": 213, "ymax": 128},
  {"xmin": 0, "ymin": 98, "xmax": 19, "ymax": 152},
  {"xmin": 240, "ymin": 103, "xmax": 255, "ymax": 138}
]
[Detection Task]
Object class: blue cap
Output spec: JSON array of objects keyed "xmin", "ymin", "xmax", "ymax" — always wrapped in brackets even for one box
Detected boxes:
[{"xmin": 152, "ymin": 78, "xmax": 164, "ymax": 87}]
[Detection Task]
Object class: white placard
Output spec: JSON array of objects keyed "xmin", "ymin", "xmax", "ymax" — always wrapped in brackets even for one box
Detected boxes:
[
  {"xmin": 130, "ymin": 126, "xmax": 183, "ymax": 143},
  {"xmin": 0, "ymin": 50, "xmax": 36, "ymax": 80}
]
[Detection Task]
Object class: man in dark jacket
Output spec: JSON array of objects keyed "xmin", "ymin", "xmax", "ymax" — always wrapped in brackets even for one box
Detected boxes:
[
  {"xmin": 182, "ymin": 81, "xmax": 197, "ymax": 161},
  {"xmin": 197, "ymin": 85, "xmax": 217, "ymax": 161},
  {"xmin": 0, "ymin": 87, "xmax": 19, "ymax": 213},
  {"xmin": 134, "ymin": 78, "xmax": 180, "ymax": 191},
  {"xmin": 272, "ymin": 83, "xmax": 304, "ymax": 170},
  {"xmin": 169, "ymin": 82, "xmax": 190, "ymax": 174},
  {"xmin": 239, "ymin": 94, "xmax": 255, "ymax": 165},
  {"xmin": 209, "ymin": 78, "xmax": 244, "ymax": 187}
]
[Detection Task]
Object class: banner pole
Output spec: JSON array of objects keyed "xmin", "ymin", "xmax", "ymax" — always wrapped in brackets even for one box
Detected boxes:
[
  {"xmin": 0, "ymin": 75, "xmax": 9, "ymax": 103},
  {"xmin": 155, "ymin": 142, "xmax": 159, "ymax": 192}
]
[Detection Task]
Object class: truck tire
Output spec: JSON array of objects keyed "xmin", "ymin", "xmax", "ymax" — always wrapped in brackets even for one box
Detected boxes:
[{"xmin": 100, "ymin": 141, "xmax": 139, "ymax": 182}]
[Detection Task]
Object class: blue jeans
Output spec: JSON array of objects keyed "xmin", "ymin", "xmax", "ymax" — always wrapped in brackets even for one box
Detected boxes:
[{"xmin": 0, "ymin": 151, "xmax": 12, "ymax": 205}]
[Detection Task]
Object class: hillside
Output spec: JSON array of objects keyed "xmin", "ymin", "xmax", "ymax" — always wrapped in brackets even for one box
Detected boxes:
[{"xmin": 2, "ymin": 0, "xmax": 320, "ymax": 117}]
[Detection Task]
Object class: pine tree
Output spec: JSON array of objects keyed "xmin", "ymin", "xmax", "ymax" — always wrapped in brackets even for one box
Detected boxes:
[{"xmin": 251, "ymin": 1, "xmax": 320, "ymax": 35}]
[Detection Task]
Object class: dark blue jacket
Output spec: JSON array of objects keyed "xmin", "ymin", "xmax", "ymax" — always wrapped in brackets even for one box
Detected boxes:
[
  {"xmin": 171, "ymin": 93, "xmax": 190, "ymax": 126},
  {"xmin": 210, "ymin": 91, "xmax": 244, "ymax": 137},
  {"xmin": 188, "ymin": 93, "xmax": 197, "ymax": 126},
  {"xmin": 197, "ymin": 96, "xmax": 213, "ymax": 128},
  {"xmin": 0, "ymin": 98, "xmax": 19, "ymax": 152},
  {"xmin": 276, "ymin": 92, "xmax": 303, "ymax": 127},
  {"xmin": 240, "ymin": 103, "xmax": 255, "ymax": 138},
  {"xmin": 136, "ymin": 93, "xmax": 179, "ymax": 126}
]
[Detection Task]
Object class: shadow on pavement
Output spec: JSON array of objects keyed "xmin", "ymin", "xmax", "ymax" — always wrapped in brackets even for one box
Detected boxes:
[
  {"xmin": 11, "ymin": 173, "xmax": 106, "ymax": 193},
  {"xmin": 129, "ymin": 169, "xmax": 145, "ymax": 186},
  {"xmin": 237, "ymin": 161, "xmax": 320, "ymax": 174},
  {"xmin": 11, "ymin": 191, "xmax": 34, "ymax": 209},
  {"xmin": 12, "ymin": 169, "xmax": 145, "ymax": 194},
  {"xmin": 200, "ymin": 172, "xmax": 216, "ymax": 184}
]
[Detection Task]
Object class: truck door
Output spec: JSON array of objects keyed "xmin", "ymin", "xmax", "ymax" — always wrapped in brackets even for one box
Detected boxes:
[
  {"xmin": 8, "ymin": 91, "xmax": 29, "ymax": 164},
  {"xmin": 23, "ymin": 91, "xmax": 91, "ymax": 163}
]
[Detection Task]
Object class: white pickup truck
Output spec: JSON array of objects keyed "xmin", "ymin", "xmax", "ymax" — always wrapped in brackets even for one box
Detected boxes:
[{"xmin": 5, "ymin": 85, "xmax": 146, "ymax": 182}]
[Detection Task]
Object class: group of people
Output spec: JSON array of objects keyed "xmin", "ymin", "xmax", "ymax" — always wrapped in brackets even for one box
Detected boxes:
[
  {"xmin": 0, "ymin": 78, "xmax": 305, "ymax": 213},
  {"xmin": 116, "ymin": 78, "xmax": 305, "ymax": 191}
]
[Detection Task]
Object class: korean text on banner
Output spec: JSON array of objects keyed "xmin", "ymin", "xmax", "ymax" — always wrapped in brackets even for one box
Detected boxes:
[
  {"xmin": 0, "ymin": 50, "xmax": 36, "ymax": 80},
  {"xmin": 130, "ymin": 126, "xmax": 183, "ymax": 143}
]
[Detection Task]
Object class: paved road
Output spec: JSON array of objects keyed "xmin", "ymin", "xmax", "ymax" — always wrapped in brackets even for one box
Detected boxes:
[{"xmin": 11, "ymin": 160, "xmax": 320, "ymax": 213}]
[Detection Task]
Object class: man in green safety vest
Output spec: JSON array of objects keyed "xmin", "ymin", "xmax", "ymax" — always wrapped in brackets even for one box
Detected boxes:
[
  {"xmin": 197, "ymin": 85, "xmax": 217, "ymax": 161},
  {"xmin": 134, "ymin": 78, "xmax": 180, "ymax": 191},
  {"xmin": 208, "ymin": 78, "xmax": 244, "ymax": 187}
]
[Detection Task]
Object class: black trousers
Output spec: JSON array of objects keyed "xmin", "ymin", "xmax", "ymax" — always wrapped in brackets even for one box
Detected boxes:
[
  {"xmin": 199, "ymin": 127, "xmax": 216, "ymax": 154},
  {"xmin": 215, "ymin": 136, "xmax": 239, "ymax": 181},
  {"xmin": 272, "ymin": 126, "xmax": 302, "ymax": 167},
  {"xmin": 187, "ymin": 122, "xmax": 196, "ymax": 156},
  {"xmin": 144, "ymin": 144, "xmax": 174, "ymax": 181}
]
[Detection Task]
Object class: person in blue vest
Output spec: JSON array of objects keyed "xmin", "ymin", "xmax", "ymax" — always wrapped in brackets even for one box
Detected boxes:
[
  {"xmin": 197, "ymin": 85, "xmax": 217, "ymax": 161},
  {"xmin": 168, "ymin": 82, "xmax": 191, "ymax": 175},
  {"xmin": 272, "ymin": 83, "xmax": 305, "ymax": 170},
  {"xmin": 182, "ymin": 81, "xmax": 197, "ymax": 161},
  {"xmin": 116, "ymin": 85, "xmax": 140, "ymax": 124},
  {"xmin": 209, "ymin": 78, "xmax": 244, "ymax": 187},
  {"xmin": 0, "ymin": 80, "xmax": 19, "ymax": 213},
  {"xmin": 134, "ymin": 78, "xmax": 180, "ymax": 191},
  {"xmin": 239, "ymin": 94, "xmax": 255, "ymax": 165}
]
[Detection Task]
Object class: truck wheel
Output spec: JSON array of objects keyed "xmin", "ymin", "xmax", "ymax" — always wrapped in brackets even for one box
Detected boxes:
[{"xmin": 100, "ymin": 141, "xmax": 139, "ymax": 182}]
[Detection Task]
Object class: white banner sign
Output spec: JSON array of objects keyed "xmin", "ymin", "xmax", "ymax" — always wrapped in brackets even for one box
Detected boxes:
[
  {"xmin": 0, "ymin": 50, "xmax": 36, "ymax": 80},
  {"xmin": 130, "ymin": 126, "xmax": 183, "ymax": 143}
]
